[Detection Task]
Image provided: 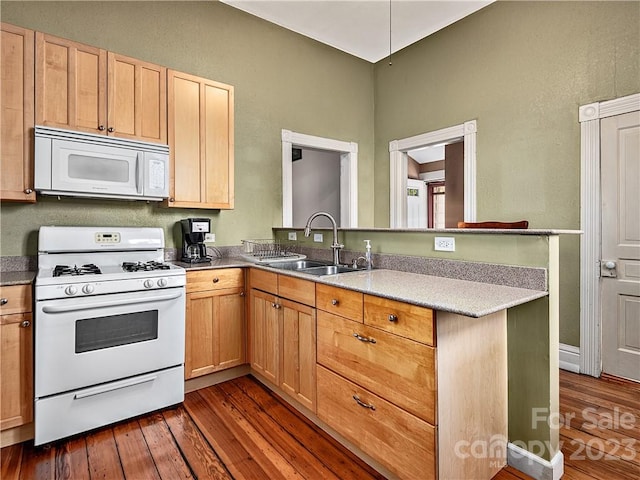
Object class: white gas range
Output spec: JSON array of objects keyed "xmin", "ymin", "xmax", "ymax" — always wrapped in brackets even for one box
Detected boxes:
[{"xmin": 34, "ymin": 226, "xmax": 186, "ymax": 445}]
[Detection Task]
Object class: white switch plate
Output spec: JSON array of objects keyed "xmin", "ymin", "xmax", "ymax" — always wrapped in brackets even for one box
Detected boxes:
[
  {"xmin": 288, "ymin": 231, "xmax": 297, "ymax": 241},
  {"xmin": 434, "ymin": 236, "xmax": 455, "ymax": 252},
  {"xmin": 313, "ymin": 233, "xmax": 323, "ymax": 243},
  {"xmin": 204, "ymin": 233, "xmax": 215, "ymax": 243}
]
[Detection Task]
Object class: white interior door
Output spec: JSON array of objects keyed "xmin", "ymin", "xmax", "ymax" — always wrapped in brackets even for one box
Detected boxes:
[
  {"xmin": 406, "ymin": 179, "xmax": 427, "ymax": 228},
  {"xmin": 601, "ymin": 110, "xmax": 640, "ymax": 382}
]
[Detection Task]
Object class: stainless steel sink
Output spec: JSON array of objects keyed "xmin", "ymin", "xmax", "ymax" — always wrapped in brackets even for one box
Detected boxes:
[
  {"xmin": 298, "ymin": 265, "xmax": 366, "ymax": 276},
  {"xmin": 265, "ymin": 259, "xmax": 333, "ymax": 271},
  {"xmin": 265, "ymin": 259, "xmax": 368, "ymax": 276}
]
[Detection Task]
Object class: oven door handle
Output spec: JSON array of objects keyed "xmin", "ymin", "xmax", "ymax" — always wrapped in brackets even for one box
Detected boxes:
[
  {"xmin": 74, "ymin": 373, "xmax": 158, "ymax": 400},
  {"xmin": 41, "ymin": 291, "xmax": 183, "ymax": 314}
]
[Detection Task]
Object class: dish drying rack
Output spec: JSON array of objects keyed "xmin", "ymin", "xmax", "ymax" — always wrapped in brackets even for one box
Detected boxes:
[{"xmin": 240, "ymin": 239, "xmax": 306, "ymax": 263}]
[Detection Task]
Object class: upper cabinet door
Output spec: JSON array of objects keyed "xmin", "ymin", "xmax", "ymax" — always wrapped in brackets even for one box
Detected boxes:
[
  {"xmin": 35, "ymin": 32, "xmax": 107, "ymax": 133},
  {"xmin": 107, "ymin": 52, "xmax": 166, "ymax": 144},
  {"xmin": 166, "ymin": 70, "xmax": 234, "ymax": 209},
  {"xmin": 0, "ymin": 23, "xmax": 36, "ymax": 202}
]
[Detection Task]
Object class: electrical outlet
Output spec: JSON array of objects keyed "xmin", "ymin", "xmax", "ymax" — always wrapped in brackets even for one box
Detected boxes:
[
  {"xmin": 434, "ymin": 236, "xmax": 455, "ymax": 252},
  {"xmin": 313, "ymin": 233, "xmax": 324, "ymax": 243},
  {"xmin": 204, "ymin": 233, "xmax": 215, "ymax": 243},
  {"xmin": 288, "ymin": 231, "xmax": 297, "ymax": 241}
]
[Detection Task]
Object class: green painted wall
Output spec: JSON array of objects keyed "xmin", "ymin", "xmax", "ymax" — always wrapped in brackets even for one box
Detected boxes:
[
  {"xmin": 0, "ymin": 0, "xmax": 375, "ymax": 253},
  {"xmin": 372, "ymin": 1, "xmax": 640, "ymax": 347}
]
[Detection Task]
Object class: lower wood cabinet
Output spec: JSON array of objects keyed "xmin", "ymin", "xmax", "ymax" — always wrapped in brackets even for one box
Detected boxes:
[
  {"xmin": 0, "ymin": 285, "xmax": 33, "ymax": 431},
  {"xmin": 247, "ymin": 270, "xmax": 507, "ymax": 479},
  {"xmin": 317, "ymin": 365, "xmax": 436, "ymax": 480},
  {"xmin": 185, "ymin": 269, "xmax": 245, "ymax": 379},
  {"xmin": 248, "ymin": 270, "xmax": 316, "ymax": 412}
]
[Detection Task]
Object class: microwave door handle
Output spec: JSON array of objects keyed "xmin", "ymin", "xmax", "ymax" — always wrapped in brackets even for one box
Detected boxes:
[
  {"xmin": 136, "ymin": 152, "xmax": 143, "ymax": 194},
  {"xmin": 41, "ymin": 291, "xmax": 183, "ymax": 314}
]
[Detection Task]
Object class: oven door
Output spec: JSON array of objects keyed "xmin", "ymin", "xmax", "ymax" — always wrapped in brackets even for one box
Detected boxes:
[{"xmin": 35, "ymin": 287, "xmax": 185, "ymax": 398}]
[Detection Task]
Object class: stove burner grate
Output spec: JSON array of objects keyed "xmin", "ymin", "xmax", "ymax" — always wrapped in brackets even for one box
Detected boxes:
[
  {"xmin": 53, "ymin": 264, "xmax": 102, "ymax": 277},
  {"xmin": 122, "ymin": 261, "xmax": 171, "ymax": 273}
]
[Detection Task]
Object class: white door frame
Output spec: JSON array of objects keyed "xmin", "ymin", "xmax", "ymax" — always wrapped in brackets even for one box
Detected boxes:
[
  {"xmin": 389, "ymin": 120, "xmax": 477, "ymax": 228},
  {"xmin": 282, "ymin": 129, "xmax": 358, "ymax": 228},
  {"xmin": 579, "ymin": 93, "xmax": 640, "ymax": 377}
]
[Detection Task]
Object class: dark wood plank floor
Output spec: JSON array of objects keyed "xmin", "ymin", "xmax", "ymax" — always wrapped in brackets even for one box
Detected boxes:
[{"xmin": 2, "ymin": 371, "xmax": 638, "ymax": 479}]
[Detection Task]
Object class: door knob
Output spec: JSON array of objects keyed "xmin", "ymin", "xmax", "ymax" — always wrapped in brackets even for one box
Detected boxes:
[{"xmin": 601, "ymin": 260, "xmax": 617, "ymax": 278}]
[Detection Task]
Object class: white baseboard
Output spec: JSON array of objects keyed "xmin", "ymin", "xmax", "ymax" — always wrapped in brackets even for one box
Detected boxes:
[
  {"xmin": 508, "ymin": 443, "xmax": 564, "ymax": 480},
  {"xmin": 559, "ymin": 343, "xmax": 580, "ymax": 373}
]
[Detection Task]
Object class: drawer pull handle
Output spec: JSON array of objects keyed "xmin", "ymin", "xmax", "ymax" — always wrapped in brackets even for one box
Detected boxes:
[
  {"xmin": 331, "ymin": 299, "xmax": 339, "ymax": 306},
  {"xmin": 21, "ymin": 320, "xmax": 31, "ymax": 328},
  {"xmin": 388, "ymin": 314, "xmax": 398, "ymax": 322},
  {"xmin": 353, "ymin": 333, "xmax": 376, "ymax": 344},
  {"xmin": 212, "ymin": 277, "xmax": 219, "ymax": 283},
  {"xmin": 353, "ymin": 394, "xmax": 376, "ymax": 410},
  {"xmin": 0, "ymin": 298, "xmax": 7, "ymax": 305}
]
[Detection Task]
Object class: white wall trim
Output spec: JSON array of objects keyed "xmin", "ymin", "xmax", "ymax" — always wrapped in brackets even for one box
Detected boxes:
[
  {"xmin": 508, "ymin": 443, "xmax": 564, "ymax": 480},
  {"xmin": 559, "ymin": 343, "xmax": 580, "ymax": 374},
  {"xmin": 578, "ymin": 93, "xmax": 640, "ymax": 377},
  {"xmin": 282, "ymin": 129, "xmax": 358, "ymax": 228},
  {"xmin": 389, "ymin": 120, "xmax": 476, "ymax": 228}
]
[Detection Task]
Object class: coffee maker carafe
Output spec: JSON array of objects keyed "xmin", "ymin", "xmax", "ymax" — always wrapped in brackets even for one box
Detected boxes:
[{"xmin": 180, "ymin": 218, "xmax": 211, "ymax": 263}]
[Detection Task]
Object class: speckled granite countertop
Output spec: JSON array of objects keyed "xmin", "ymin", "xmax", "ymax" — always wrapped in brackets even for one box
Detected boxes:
[
  {"xmin": 0, "ymin": 271, "xmax": 36, "ymax": 286},
  {"xmin": 313, "ymin": 269, "xmax": 548, "ymax": 318},
  {"xmin": 173, "ymin": 258, "xmax": 251, "ymax": 270},
  {"xmin": 188, "ymin": 259, "xmax": 548, "ymax": 318}
]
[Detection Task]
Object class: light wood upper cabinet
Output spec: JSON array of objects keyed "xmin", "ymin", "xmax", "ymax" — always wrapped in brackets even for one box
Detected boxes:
[
  {"xmin": 166, "ymin": 69, "xmax": 234, "ymax": 209},
  {"xmin": 1, "ymin": 23, "xmax": 36, "ymax": 202},
  {"xmin": 0, "ymin": 285, "xmax": 33, "ymax": 432},
  {"xmin": 36, "ymin": 32, "xmax": 106, "ymax": 133},
  {"xmin": 185, "ymin": 269, "xmax": 246, "ymax": 379},
  {"xmin": 108, "ymin": 52, "xmax": 166, "ymax": 143},
  {"xmin": 35, "ymin": 33, "xmax": 166, "ymax": 143}
]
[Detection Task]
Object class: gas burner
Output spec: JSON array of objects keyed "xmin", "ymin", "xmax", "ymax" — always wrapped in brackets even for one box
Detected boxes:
[
  {"xmin": 53, "ymin": 264, "xmax": 102, "ymax": 277},
  {"xmin": 122, "ymin": 261, "xmax": 171, "ymax": 273}
]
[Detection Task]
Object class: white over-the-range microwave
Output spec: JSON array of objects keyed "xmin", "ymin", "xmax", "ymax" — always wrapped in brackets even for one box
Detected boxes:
[{"xmin": 34, "ymin": 126, "xmax": 169, "ymax": 202}]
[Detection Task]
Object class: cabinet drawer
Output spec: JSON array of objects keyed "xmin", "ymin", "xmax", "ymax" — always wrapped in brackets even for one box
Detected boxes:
[
  {"xmin": 0, "ymin": 285, "xmax": 32, "ymax": 315},
  {"xmin": 186, "ymin": 268, "xmax": 244, "ymax": 293},
  {"xmin": 316, "ymin": 284, "xmax": 363, "ymax": 322},
  {"xmin": 278, "ymin": 275, "xmax": 315, "ymax": 307},
  {"xmin": 317, "ymin": 310, "xmax": 436, "ymax": 424},
  {"xmin": 249, "ymin": 268, "xmax": 277, "ymax": 295},
  {"xmin": 317, "ymin": 366, "xmax": 436, "ymax": 480},
  {"xmin": 364, "ymin": 295, "xmax": 435, "ymax": 346}
]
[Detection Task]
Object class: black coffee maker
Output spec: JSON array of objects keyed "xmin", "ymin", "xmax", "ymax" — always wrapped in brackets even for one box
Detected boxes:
[{"xmin": 180, "ymin": 218, "xmax": 211, "ymax": 263}]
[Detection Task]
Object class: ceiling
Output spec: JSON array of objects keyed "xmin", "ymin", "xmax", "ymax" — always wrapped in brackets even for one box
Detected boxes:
[{"xmin": 221, "ymin": 0, "xmax": 493, "ymax": 63}]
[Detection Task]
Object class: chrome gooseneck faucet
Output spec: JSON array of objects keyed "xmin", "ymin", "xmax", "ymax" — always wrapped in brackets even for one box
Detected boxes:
[{"xmin": 304, "ymin": 211, "xmax": 343, "ymax": 265}]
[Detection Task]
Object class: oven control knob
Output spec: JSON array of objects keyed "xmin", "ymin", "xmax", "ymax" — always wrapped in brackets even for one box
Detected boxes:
[
  {"xmin": 65, "ymin": 286, "xmax": 77, "ymax": 296},
  {"xmin": 82, "ymin": 284, "xmax": 94, "ymax": 294},
  {"xmin": 157, "ymin": 278, "xmax": 168, "ymax": 287},
  {"xmin": 144, "ymin": 279, "xmax": 154, "ymax": 289}
]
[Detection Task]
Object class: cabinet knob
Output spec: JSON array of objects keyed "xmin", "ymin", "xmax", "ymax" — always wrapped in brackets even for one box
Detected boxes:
[
  {"xmin": 21, "ymin": 320, "xmax": 31, "ymax": 328},
  {"xmin": 240, "ymin": 291, "xmax": 245, "ymax": 297},
  {"xmin": 388, "ymin": 314, "xmax": 398, "ymax": 322},
  {"xmin": 24, "ymin": 188, "xmax": 33, "ymax": 194},
  {"xmin": 108, "ymin": 127, "xmax": 115, "ymax": 133},
  {"xmin": 0, "ymin": 298, "xmax": 7, "ymax": 305},
  {"xmin": 98, "ymin": 125, "xmax": 106, "ymax": 131},
  {"xmin": 212, "ymin": 277, "xmax": 219, "ymax": 283},
  {"xmin": 331, "ymin": 299, "xmax": 339, "ymax": 306},
  {"xmin": 169, "ymin": 198, "xmax": 175, "ymax": 203}
]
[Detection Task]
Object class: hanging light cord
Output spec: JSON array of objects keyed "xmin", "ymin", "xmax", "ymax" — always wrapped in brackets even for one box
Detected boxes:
[{"xmin": 388, "ymin": 0, "xmax": 393, "ymax": 66}]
